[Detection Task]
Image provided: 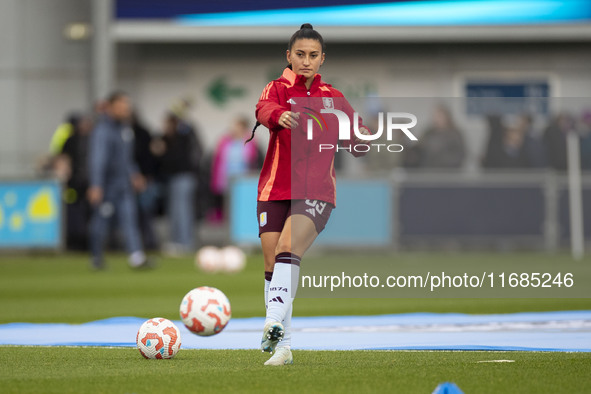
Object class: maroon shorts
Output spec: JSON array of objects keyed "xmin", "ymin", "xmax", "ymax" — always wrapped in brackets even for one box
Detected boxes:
[{"xmin": 257, "ymin": 199, "xmax": 334, "ymax": 236}]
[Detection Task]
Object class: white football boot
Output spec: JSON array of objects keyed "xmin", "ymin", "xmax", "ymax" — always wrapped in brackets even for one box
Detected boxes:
[
  {"xmin": 264, "ymin": 347, "xmax": 293, "ymax": 366},
  {"xmin": 260, "ymin": 321, "xmax": 284, "ymax": 353}
]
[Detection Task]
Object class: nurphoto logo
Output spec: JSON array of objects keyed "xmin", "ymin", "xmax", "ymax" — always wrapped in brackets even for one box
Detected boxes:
[{"xmin": 306, "ymin": 109, "xmax": 419, "ymax": 153}]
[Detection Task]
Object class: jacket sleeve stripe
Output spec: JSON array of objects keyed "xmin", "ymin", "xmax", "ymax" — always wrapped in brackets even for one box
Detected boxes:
[
  {"xmin": 260, "ymin": 82, "xmax": 273, "ymax": 101},
  {"xmin": 259, "ymin": 137, "xmax": 281, "ymax": 201}
]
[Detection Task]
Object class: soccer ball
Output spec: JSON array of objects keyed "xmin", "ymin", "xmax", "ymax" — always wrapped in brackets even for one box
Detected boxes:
[
  {"xmin": 136, "ymin": 318, "xmax": 181, "ymax": 359},
  {"xmin": 179, "ymin": 287, "xmax": 231, "ymax": 336},
  {"xmin": 195, "ymin": 246, "xmax": 222, "ymax": 273},
  {"xmin": 220, "ymin": 246, "xmax": 246, "ymax": 273}
]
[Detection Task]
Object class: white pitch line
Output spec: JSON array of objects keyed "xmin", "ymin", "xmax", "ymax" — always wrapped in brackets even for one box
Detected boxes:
[
  {"xmin": 297, "ymin": 320, "xmax": 591, "ymax": 333},
  {"xmin": 477, "ymin": 360, "xmax": 516, "ymax": 363}
]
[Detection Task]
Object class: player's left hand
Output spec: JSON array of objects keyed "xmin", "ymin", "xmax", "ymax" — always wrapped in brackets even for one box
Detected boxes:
[{"xmin": 353, "ymin": 126, "xmax": 371, "ymax": 145}]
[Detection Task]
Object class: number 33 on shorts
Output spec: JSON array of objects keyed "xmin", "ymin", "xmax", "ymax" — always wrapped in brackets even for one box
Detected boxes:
[{"xmin": 304, "ymin": 200, "xmax": 326, "ymax": 218}]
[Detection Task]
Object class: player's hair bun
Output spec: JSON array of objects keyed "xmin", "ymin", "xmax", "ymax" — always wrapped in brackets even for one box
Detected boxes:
[{"xmin": 288, "ymin": 23, "xmax": 325, "ymax": 51}]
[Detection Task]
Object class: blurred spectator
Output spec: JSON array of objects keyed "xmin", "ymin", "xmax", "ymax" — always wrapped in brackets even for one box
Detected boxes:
[
  {"xmin": 481, "ymin": 114, "xmax": 503, "ymax": 168},
  {"xmin": 170, "ymin": 97, "xmax": 193, "ymax": 120},
  {"xmin": 132, "ymin": 112, "xmax": 159, "ymax": 250},
  {"xmin": 87, "ymin": 91, "xmax": 151, "ymax": 270},
  {"xmin": 364, "ymin": 110, "xmax": 404, "ymax": 173},
  {"xmin": 417, "ymin": 104, "xmax": 466, "ymax": 169},
  {"xmin": 578, "ymin": 109, "xmax": 591, "ymax": 170},
  {"xmin": 168, "ymin": 97, "xmax": 210, "ymax": 221},
  {"xmin": 61, "ymin": 113, "xmax": 93, "ymax": 250},
  {"xmin": 39, "ymin": 112, "xmax": 81, "ymax": 180},
  {"xmin": 543, "ymin": 112, "xmax": 575, "ymax": 171},
  {"xmin": 210, "ymin": 116, "xmax": 263, "ymax": 222},
  {"xmin": 483, "ymin": 114, "xmax": 529, "ymax": 169},
  {"xmin": 48, "ymin": 112, "xmax": 78, "ymax": 156},
  {"xmin": 153, "ymin": 112, "xmax": 203, "ymax": 256},
  {"xmin": 517, "ymin": 114, "xmax": 547, "ymax": 168}
]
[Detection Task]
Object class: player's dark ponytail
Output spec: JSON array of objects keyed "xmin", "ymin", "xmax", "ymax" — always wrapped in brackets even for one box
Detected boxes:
[{"xmin": 245, "ymin": 121, "xmax": 260, "ymax": 144}]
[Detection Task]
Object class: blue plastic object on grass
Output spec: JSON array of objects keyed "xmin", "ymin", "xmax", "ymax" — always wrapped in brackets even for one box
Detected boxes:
[{"xmin": 433, "ymin": 382, "xmax": 464, "ymax": 394}]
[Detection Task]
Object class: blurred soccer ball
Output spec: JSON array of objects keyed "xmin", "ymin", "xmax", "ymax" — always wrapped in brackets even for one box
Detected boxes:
[
  {"xmin": 220, "ymin": 246, "xmax": 246, "ymax": 273},
  {"xmin": 136, "ymin": 318, "xmax": 181, "ymax": 359},
  {"xmin": 195, "ymin": 246, "xmax": 222, "ymax": 273},
  {"xmin": 179, "ymin": 286, "xmax": 231, "ymax": 336}
]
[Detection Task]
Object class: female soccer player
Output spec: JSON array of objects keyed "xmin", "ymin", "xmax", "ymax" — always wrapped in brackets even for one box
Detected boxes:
[{"xmin": 253, "ymin": 23, "xmax": 370, "ymax": 366}]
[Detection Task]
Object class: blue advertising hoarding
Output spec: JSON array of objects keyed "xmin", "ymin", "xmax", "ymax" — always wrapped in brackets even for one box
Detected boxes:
[
  {"xmin": 229, "ymin": 177, "xmax": 392, "ymax": 247},
  {"xmin": 0, "ymin": 180, "xmax": 62, "ymax": 249}
]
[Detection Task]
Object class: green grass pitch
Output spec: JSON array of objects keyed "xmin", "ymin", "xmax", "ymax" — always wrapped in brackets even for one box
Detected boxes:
[
  {"xmin": 0, "ymin": 252, "xmax": 590, "ymax": 393},
  {"xmin": 1, "ymin": 347, "xmax": 590, "ymax": 394}
]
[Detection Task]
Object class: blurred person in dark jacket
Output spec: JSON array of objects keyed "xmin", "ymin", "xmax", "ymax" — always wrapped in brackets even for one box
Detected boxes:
[
  {"xmin": 483, "ymin": 114, "xmax": 531, "ymax": 169},
  {"xmin": 543, "ymin": 112, "xmax": 575, "ymax": 171},
  {"xmin": 152, "ymin": 112, "xmax": 203, "ymax": 256},
  {"xmin": 61, "ymin": 113, "xmax": 93, "ymax": 250},
  {"xmin": 517, "ymin": 114, "xmax": 547, "ymax": 168},
  {"xmin": 132, "ymin": 112, "xmax": 159, "ymax": 250},
  {"xmin": 417, "ymin": 104, "xmax": 466, "ymax": 169},
  {"xmin": 87, "ymin": 91, "xmax": 151, "ymax": 270},
  {"xmin": 579, "ymin": 109, "xmax": 591, "ymax": 170}
]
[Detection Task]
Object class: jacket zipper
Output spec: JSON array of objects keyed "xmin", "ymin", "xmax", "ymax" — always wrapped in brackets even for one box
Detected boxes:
[{"xmin": 305, "ymin": 89, "xmax": 311, "ymax": 197}]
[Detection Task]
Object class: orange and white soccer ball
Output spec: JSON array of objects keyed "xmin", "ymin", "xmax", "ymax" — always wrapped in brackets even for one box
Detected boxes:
[
  {"xmin": 136, "ymin": 318, "xmax": 181, "ymax": 359},
  {"xmin": 179, "ymin": 287, "xmax": 231, "ymax": 336}
]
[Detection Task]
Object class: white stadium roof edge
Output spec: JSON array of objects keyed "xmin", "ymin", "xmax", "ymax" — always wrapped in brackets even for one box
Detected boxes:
[{"xmin": 112, "ymin": 23, "xmax": 591, "ymax": 44}]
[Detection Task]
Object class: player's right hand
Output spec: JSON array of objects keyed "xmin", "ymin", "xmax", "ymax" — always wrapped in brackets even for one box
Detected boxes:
[{"xmin": 278, "ymin": 111, "xmax": 299, "ymax": 129}]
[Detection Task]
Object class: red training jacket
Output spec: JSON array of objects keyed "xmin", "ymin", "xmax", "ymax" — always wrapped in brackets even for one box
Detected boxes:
[{"xmin": 255, "ymin": 67, "xmax": 368, "ymax": 206}]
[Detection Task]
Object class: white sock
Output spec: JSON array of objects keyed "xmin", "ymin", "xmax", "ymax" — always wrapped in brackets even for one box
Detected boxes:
[
  {"xmin": 278, "ymin": 304, "xmax": 292, "ymax": 349},
  {"xmin": 264, "ymin": 278, "xmax": 271, "ymax": 309},
  {"xmin": 265, "ymin": 253, "xmax": 300, "ymax": 325},
  {"xmin": 265, "ymin": 272, "xmax": 293, "ymax": 348}
]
